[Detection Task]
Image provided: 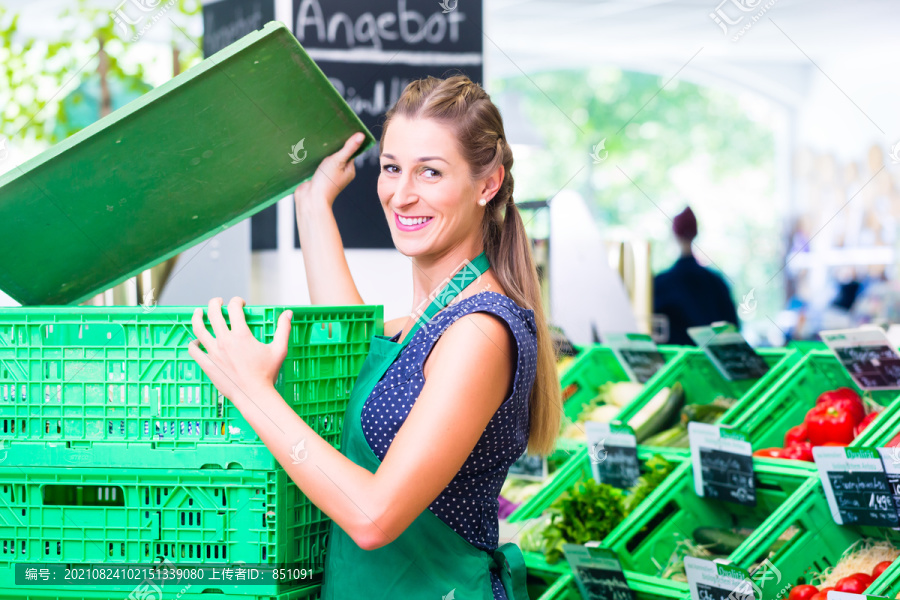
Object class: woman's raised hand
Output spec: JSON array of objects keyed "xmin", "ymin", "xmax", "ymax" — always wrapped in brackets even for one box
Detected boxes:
[{"xmin": 293, "ymin": 132, "xmax": 366, "ymax": 209}]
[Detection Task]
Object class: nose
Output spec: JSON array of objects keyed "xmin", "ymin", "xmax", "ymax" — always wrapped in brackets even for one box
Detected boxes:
[{"xmin": 392, "ymin": 171, "xmax": 419, "ymax": 209}]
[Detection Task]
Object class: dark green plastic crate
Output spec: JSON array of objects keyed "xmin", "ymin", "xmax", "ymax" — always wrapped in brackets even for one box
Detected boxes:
[
  {"xmin": 601, "ymin": 459, "xmax": 813, "ymax": 597},
  {"xmin": 730, "ymin": 476, "xmax": 900, "ymax": 600},
  {"xmin": 0, "ymin": 582, "xmax": 322, "ymax": 599},
  {"xmin": 0, "ymin": 306, "xmax": 381, "ymax": 453},
  {"xmin": 731, "ymin": 351, "xmax": 900, "ymax": 452},
  {"xmin": 0, "ymin": 465, "xmax": 326, "ymax": 596}
]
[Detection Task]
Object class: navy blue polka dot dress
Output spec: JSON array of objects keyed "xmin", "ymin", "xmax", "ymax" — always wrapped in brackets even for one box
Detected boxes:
[{"xmin": 361, "ymin": 291, "xmax": 538, "ymax": 599}]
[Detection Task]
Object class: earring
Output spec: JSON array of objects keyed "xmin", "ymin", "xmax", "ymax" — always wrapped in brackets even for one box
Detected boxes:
[{"xmin": 478, "ymin": 198, "xmax": 487, "ymax": 206}]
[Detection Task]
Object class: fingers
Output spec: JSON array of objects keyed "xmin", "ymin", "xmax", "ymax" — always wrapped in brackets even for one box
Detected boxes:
[
  {"xmin": 191, "ymin": 307, "xmax": 216, "ymax": 348},
  {"xmin": 207, "ymin": 297, "xmax": 228, "ymax": 338},
  {"xmin": 333, "ymin": 132, "xmax": 365, "ymax": 164},
  {"xmin": 187, "ymin": 338, "xmax": 214, "ymax": 372},
  {"xmin": 227, "ymin": 297, "xmax": 248, "ymax": 334},
  {"xmin": 273, "ymin": 310, "xmax": 293, "ymax": 353}
]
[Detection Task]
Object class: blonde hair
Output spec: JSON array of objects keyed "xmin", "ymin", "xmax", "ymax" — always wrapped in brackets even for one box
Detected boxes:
[{"xmin": 380, "ymin": 74, "xmax": 561, "ymax": 455}]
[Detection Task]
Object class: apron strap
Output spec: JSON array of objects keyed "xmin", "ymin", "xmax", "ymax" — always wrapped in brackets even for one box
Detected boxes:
[
  {"xmin": 402, "ymin": 252, "xmax": 491, "ymax": 345},
  {"xmin": 492, "ymin": 543, "xmax": 529, "ymax": 600}
]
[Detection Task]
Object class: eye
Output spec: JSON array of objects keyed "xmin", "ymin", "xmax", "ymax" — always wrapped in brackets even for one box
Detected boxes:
[
  {"xmin": 420, "ymin": 167, "xmax": 441, "ymax": 179},
  {"xmin": 381, "ymin": 164, "xmax": 400, "ymax": 174}
]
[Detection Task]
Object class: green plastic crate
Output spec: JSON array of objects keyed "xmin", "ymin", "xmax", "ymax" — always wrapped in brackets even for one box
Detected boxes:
[
  {"xmin": 507, "ymin": 446, "xmax": 689, "ymax": 522},
  {"xmin": 730, "ymin": 476, "xmax": 900, "ymax": 600},
  {"xmin": 600, "ymin": 459, "xmax": 813, "ymax": 597},
  {"xmin": 0, "ymin": 306, "xmax": 381, "ymax": 454},
  {"xmin": 787, "ymin": 341, "xmax": 829, "ymax": 354},
  {"xmin": 615, "ymin": 347, "xmax": 800, "ymax": 438},
  {"xmin": 859, "ymin": 390, "xmax": 900, "ymax": 448},
  {"xmin": 559, "ymin": 345, "xmax": 683, "ymax": 423},
  {"xmin": 0, "ymin": 465, "xmax": 327, "ymax": 596},
  {"xmin": 867, "ymin": 557, "xmax": 900, "ymax": 598},
  {"xmin": 0, "ymin": 583, "xmax": 322, "ymax": 599},
  {"xmin": 732, "ymin": 351, "xmax": 900, "ymax": 453}
]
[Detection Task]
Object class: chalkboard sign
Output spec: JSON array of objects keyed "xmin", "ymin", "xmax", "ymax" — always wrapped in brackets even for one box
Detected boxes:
[
  {"xmin": 688, "ymin": 323, "xmax": 769, "ymax": 381},
  {"xmin": 689, "ymin": 423, "xmax": 756, "ymax": 507},
  {"xmin": 291, "ymin": 0, "xmax": 483, "ymax": 249},
  {"xmin": 508, "ymin": 452, "xmax": 548, "ymax": 481},
  {"xmin": 821, "ymin": 328, "xmax": 900, "ymax": 391},
  {"xmin": 813, "ymin": 446, "xmax": 899, "ymax": 527},
  {"xmin": 201, "ymin": 0, "xmax": 278, "ymax": 250},
  {"xmin": 564, "ymin": 544, "xmax": 635, "ymax": 600},
  {"xmin": 586, "ymin": 422, "xmax": 640, "ymax": 489},
  {"xmin": 686, "ymin": 557, "xmax": 754, "ymax": 600},
  {"xmin": 878, "ymin": 447, "xmax": 900, "ymax": 523},
  {"xmin": 605, "ymin": 332, "xmax": 667, "ymax": 383}
]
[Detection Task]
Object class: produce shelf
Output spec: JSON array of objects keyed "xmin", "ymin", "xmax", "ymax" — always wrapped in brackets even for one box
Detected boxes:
[{"xmin": 0, "ymin": 584, "xmax": 322, "ymax": 599}]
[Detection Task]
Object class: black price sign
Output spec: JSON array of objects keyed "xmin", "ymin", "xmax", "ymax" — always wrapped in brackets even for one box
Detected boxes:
[
  {"xmin": 821, "ymin": 328, "xmax": 900, "ymax": 391},
  {"xmin": 586, "ymin": 422, "xmax": 640, "ymax": 490},
  {"xmin": 605, "ymin": 333, "xmax": 667, "ymax": 383},
  {"xmin": 508, "ymin": 452, "xmax": 548, "ymax": 481},
  {"xmin": 814, "ymin": 447, "xmax": 900, "ymax": 527},
  {"xmin": 690, "ymin": 423, "xmax": 756, "ymax": 507},
  {"xmin": 697, "ymin": 582, "xmax": 740, "ymax": 600},
  {"xmin": 688, "ymin": 324, "xmax": 769, "ymax": 382},
  {"xmin": 564, "ymin": 545, "xmax": 635, "ymax": 600}
]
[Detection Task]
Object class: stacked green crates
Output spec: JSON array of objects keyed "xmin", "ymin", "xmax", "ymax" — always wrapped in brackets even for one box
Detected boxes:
[
  {"xmin": 0, "ymin": 305, "xmax": 381, "ymax": 596},
  {"xmin": 0, "ymin": 584, "xmax": 323, "ymax": 600},
  {"xmin": 729, "ymin": 476, "xmax": 900, "ymax": 600}
]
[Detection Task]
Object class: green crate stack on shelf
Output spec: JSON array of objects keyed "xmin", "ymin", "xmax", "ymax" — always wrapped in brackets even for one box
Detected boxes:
[
  {"xmin": 509, "ymin": 347, "xmax": 800, "ymax": 523},
  {"xmin": 595, "ymin": 459, "xmax": 814, "ymax": 598},
  {"xmin": 731, "ymin": 350, "xmax": 900, "ymax": 460},
  {"xmin": 729, "ymin": 475, "xmax": 900, "ymax": 600},
  {"xmin": 0, "ymin": 305, "xmax": 381, "ymax": 597}
]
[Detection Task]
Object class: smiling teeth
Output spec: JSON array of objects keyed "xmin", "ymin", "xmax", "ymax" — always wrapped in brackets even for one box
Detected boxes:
[{"xmin": 399, "ymin": 216, "xmax": 431, "ymax": 226}]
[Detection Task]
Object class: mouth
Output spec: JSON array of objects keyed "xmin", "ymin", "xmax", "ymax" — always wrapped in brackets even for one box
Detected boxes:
[{"xmin": 394, "ymin": 212, "xmax": 434, "ymax": 232}]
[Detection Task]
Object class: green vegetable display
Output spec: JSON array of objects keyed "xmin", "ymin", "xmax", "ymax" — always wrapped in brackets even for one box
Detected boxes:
[{"xmin": 520, "ymin": 455, "xmax": 677, "ymax": 563}]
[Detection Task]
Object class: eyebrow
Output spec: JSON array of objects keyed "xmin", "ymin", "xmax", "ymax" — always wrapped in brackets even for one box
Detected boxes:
[{"xmin": 381, "ymin": 153, "xmax": 449, "ymax": 164}]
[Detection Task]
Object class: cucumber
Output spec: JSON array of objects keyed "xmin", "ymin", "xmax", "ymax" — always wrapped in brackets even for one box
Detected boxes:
[
  {"xmin": 631, "ymin": 383, "xmax": 685, "ymax": 443},
  {"xmin": 692, "ymin": 527, "xmax": 750, "ymax": 555}
]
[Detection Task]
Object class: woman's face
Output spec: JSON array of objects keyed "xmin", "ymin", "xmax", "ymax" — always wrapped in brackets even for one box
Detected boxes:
[{"xmin": 378, "ymin": 116, "xmax": 494, "ymax": 259}]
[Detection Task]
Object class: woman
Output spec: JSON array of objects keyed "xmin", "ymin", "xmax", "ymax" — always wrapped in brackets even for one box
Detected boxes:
[{"xmin": 188, "ymin": 75, "xmax": 561, "ymax": 599}]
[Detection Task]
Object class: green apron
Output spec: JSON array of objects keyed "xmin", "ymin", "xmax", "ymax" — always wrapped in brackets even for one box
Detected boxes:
[{"xmin": 322, "ymin": 252, "xmax": 529, "ymax": 600}]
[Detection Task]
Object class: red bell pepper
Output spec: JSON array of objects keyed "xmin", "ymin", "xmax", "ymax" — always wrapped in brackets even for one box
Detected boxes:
[
  {"xmin": 781, "ymin": 442, "xmax": 814, "ymax": 462},
  {"xmin": 817, "ymin": 388, "xmax": 865, "ymax": 425},
  {"xmin": 784, "ymin": 423, "xmax": 808, "ymax": 446},
  {"xmin": 806, "ymin": 403, "xmax": 856, "ymax": 445},
  {"xmin": 854, "ymin": 411, "xmax": 881, "ymax": 437},
  {"xmin": 887, "ymin": 432, "xmax": 900, "ymax": 448}
]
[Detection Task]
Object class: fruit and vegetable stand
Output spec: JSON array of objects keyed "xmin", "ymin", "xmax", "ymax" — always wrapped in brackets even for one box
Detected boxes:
[{"xmin": 512, "ymin": 341, "xmax": 900, "ymax": 600}]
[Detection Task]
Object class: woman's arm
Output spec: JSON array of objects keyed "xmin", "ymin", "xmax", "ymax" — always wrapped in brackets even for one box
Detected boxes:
[
  {"xmin": 294, "ymin": 133, "xmax": 367, "ymax": 306},
  {"xmin": 189, "ymin": 298, "xmax": 515, "ymax": 550}
]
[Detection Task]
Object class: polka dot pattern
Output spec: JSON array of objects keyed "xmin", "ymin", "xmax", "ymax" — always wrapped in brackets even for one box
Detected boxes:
[{"xmin": 361, "ymin": 291, "xmax": 538, "ymax": 600}]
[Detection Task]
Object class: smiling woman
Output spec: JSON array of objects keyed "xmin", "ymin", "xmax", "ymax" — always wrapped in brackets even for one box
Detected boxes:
[{"xmin": 189, "ymin": 74, "xmax": 560, "ymax": 600}]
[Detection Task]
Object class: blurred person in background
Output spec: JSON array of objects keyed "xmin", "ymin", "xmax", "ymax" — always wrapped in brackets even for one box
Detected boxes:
[{"xmin": 653, "ymin": 206, "xmax": 739, "ymax": 345}]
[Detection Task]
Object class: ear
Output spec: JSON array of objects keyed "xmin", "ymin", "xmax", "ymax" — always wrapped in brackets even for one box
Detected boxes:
[{"xmin": 478, "ymin": 164, "xmax": 504, "ymax": 203}]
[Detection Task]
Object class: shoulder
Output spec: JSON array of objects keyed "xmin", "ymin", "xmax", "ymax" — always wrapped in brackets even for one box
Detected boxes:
[{"xmin": 384, "ymin": 316, "xmax": 406, "ymax": 338}]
